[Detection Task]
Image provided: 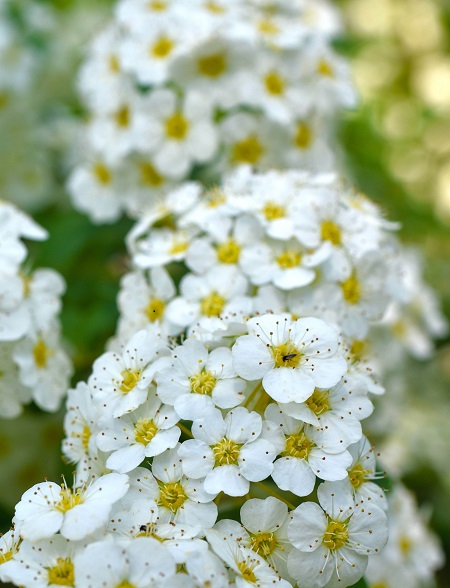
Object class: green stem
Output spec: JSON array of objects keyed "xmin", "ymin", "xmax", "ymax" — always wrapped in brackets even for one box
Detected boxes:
[
  {"xmin": 243, "ymin": 381, "xmax": 263, "ymax": 409},
  {"xmin": 178, "ymin": 422, "xmax": 193, "ymax": 438}
]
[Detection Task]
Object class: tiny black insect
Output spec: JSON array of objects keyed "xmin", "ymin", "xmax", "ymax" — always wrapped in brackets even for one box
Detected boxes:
[
  {"xmin": 139, "ymin": 525, "xmax": 147, "ymax": 532},
  {"xmin": 282, "ymin": 353, "xmax": 297, "ymax": 361}
]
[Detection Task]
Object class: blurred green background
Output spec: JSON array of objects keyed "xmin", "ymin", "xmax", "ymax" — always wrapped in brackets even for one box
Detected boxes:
[{"xmin": 0, "ymin": 0, "xmax": 449, "ymax": 587}]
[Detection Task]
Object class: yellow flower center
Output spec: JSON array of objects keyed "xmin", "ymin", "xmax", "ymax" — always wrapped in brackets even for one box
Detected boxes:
[
  {"xmin": 198, "ymin": 53, "xmax": 227, "ymax": 77},
  {"xmin": 134, "ymin": 419, "xmax": 159, "ymax": 445},
  {"xmin": 294, "ymin": 122, "xmax": 313, "ymax": 149},
  {"xmin": 33, "ymin": 339, "xmax": 51, "ymax": 369},
  {"xmin": 258, "ymin": 19, "xmax": 279, "ymax": 35},
  {"xmin": 283, "ymin": 431, "xmax": 315, "ymax": 460},
  {"xmin": 231, "ymin": 136, "xmax": 264, "ymax": 165},
  {"xmin": 200, "ymin": 291, "xmax": 226, "ymax": 317},
  {"xmin": 349, "ymin": 339, "xmax": 366, "ymax": 361},
  {"xmin": 213, "ymin": 438, "xmax": 241, "ymax": 466},
  {"xmin": 56, "ymin": 488, "xmax": 84, "ymax": 513},
  {"xmin": 317, "ymin": 59, "xmax": 334, "ymax": 78},
  {"xmin": 262, "ymin": 201, "xmax": 286, "ymax": 220},
  {"xmin": 115, "ymin": 106, "xmax": 130, "ymax": 128},
  {"xmin": 148, "ymin": 0, "xmax": 167, "ymax": 9},
  {"xmin": 272, "ymin": 342, "xmax": 302, "ymax": 368},
  {"xmin": 205, "ymin": 187, "xmax": 226, "ymax": 208},
  {"xmin": 120, "ymin": 369, "xmax": 141, "ymax": 394},
  {"xmin": 204, "ymin": 1, "xmax": 225, "ymax": 13},
  {"xmin": 349, "ymin": 463, "xmax": 372, "ymax": 490},
  {"xmin": 137, "ymin": 522, "xmax": 162, "ymax": 540},
  {"xmin": 158, "ymin": 481, "xmax": 187, "ymax": 512},
  {"xmin": 151, "ymin": 36, "xmax": 174, "ymax": 59},
  {"xmin": 321, "ymin": 221, "xmax": 341, "ymax": 246},
  {"xmin": 190, "ymin": 370, "xmax": 217, "ymax": 395},
  {"xmin": 392, "ymin": 321, "xmax": 406, "ymax": 338},
  {"xmin": 323, "ymin": 520, "xmax": 349, "ymax": 551},
  {"xmin": 109, "ymin": 54, "xmax": 120, "ymax": 73},
  {"xmin": 145, "ymin": 298, "xmax": 165, "ymax": 322},
  {"xmin": 169, "ymin": 240, "xmax": 188, "ymax": 255},
  {"xmin": 165, "ymin": 112, "xmax": 189, "ymax": 140},
  {"xmin": 250, "ymin": 532, "xmax": 278, "ymax": 557},
  {"xmin": 276, "ymin": 250, "xmax": 301, "ymax": 269},
  {"xmin": 237, "ymin": 561, "xmax": 258, "ymax": 583},
  {"xmin": 341, "ymin": 275, "xmax": 362, "ymax": 305},
  {"xmin": 81, "ymin": 426, "xmax": 90, "ymax": 451},
  {"xmin": 216, "ymin": 239, "xmax": 241, "ymax": 264},
  {"xmin": 399, "ymin": 536, "xmax": 412, "ymax": 556},
  {"xmin": 139, "ymin": 162, "xmax": 164, "ymax": 187},
  {"xmin": 371, "ymin": 584, "xmax": 389, "ymax": 588},
  {"xmin": 116, "ymin": 582, "xmax": 136, "ymax": 588},
  {"xmin": 93, "ymin": 162, "xmax": 112, "ymax": 185},
  {"xmin": 264, "ymin": 71, "xmax": 285, "ymax": 95},
  {"xmin": 305, "ymin": 390, "xmax": 330, "ymax": 416},
  {"xmin": 47, "ymin": 558, "xmax": 75, "ymax": 586}
]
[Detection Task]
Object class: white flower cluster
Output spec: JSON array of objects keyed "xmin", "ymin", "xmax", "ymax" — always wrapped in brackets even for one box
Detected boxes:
[
  {"xmin": 68, "ymin": 0, "xmax": 356, "ymax": 223},
  {"xmin": 0, "ymin": 201, "xmax": 72, "ymax": 417},
  {"xmin": 1, "ymin": 169, "xmax": 399, "ymax": 588},
  {"xmin": 365, "ymin": 484, "xmax": 444, "ymax": 588}
]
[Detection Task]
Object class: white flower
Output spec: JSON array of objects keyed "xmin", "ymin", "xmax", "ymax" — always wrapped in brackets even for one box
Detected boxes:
[
  {"xmin": 14, "ymin": 473, "xmax": 129, "ymax": 541},
  {"xmin": 287, "ymin": 482, "xmax": 388, "ymax": 588},
  {"xmin": 263, "ymin": 404, "xmax": 352, "ymax": 497},
  {"xmin": 178, "ymin": 407, "xmax": 276, "ymax": 497},
  {"xmin": 280, "ymin": 378, "xmax": 373, "ymax": 452},
  {"xmin": 206, "ymin": 528, "xmax": 293, "ymax": 587},
  {"xmin": 97, "ymin": 395, "xmax": 181, "ymax": 473},
  {"xmin": 124, "ymin": 449, "xmax": 218, "ymax": 528},
  {"xmin": 0, "ymin": 529, "xmax": 20, "ymax": 582},
  {"xmin": 156, "ymin": 339, "xmax": 246, "ymax": 420},
  {"xmin": 74, "ymin": 536, "xmax": 176, "ymax": 587},
  {"xmin": 89, "ymin": 327, "xmax": 169, "ymax": 418},
  {"xmin": 0, "ymin": 342, "xmax": 29, "ymax": 418},
  {"xmin": 232, "ymin": 314, "xmax": 347, "ymax": 404}
]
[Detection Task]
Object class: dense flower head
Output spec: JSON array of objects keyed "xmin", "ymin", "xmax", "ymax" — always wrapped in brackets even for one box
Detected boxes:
[
  {"xmin": 68, "ymin": 0, "xmax": 356, "ymax": 222},
  {"xmin": 0, "ymin": 201, "xmax": 72, "ymax": 417}
]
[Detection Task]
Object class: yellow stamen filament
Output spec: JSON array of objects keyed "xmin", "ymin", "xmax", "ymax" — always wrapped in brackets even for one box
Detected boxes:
[
  {"xmin": 148, "ymin": 0, "xmax": 167, "ymax": 10},
  {"xmin": 198, "ymin": 53, "xmax": 227, "ymax": 77},
  {"xmin": 349, "ymin": 463, "xmax": 372, "ymax": 490},
  {"xmin": 250, "ymin": 532, "xmax": 278, "ymax": 557},
  {"xmin": 56, "ymin": 488, "xmax": 83, "ymax": 513},
  {"xmin": 206, "ymin": 187, "xmax": 226, "ymax": 208},
  {"xmin": 231, "ymin": 136, "xmax": 264, "ymax": 165},
  {"xmin": 190, "ymin": 370, "xmax": 217, "ymax": 395},
  {"xmin": 120, "ymin": 369, "xmax": 140, "ymax": 394},
  {"xmin": 158, "ymin": 481, "xmax": 187, "ymax": 512},
  {"xmin": 169, "ymin": 240, "xmax": 188, "ymax": 255},
  {"xmin": 217, "ymin": 239, "xmax": 241, "ymax": 264},
  {"xmin": 258, "ymin": 19, "xmax": 279, "ymax": 35},
  {"xmin": 323, "ymin": 520, "xmax": 349, "ymax": 551},
  {"xmin": 165, "ymin": 112, "xmax": 189, "ymax": 140},
  {"xmin": 237, "ymin": 561, "xmax": 258, "ymax": 583},
  {"xmin": 213, "ymin": 438, "xmax": 241, "ymax": 466},
  {"xmin": 306, "ymin": 390, "xmax": 331, "ymax": 416},
  {"xmin": 134, "ymin": 419, "xmax": 158, "ymax": 445},
  {"xmin": 283, "ymin": 431, "xmax": 315, "ymax": 459},
  {"xmin": 109, "ymin": 55, "xmax": 120, "ymax": 73},
  {"xmin": 0, "ymin": 551, "xmax": 12, "ymax": 563},
  {"xmin": 200, "ymin": 292, "xmax": 226, "ymax": 317},
  {"xmin": 46, "ymin": 558, "xmax": 75, "ymax": 586},
  {"xmin": 321, "ymin": 221, "xmax": 341, "ymax": 246},
  {"xmin": 350, "ymin": 339, "xmax": 366, "ymax": 360},
  {"xmin": 145, "ymin": 298, "xmax": 165, "ymax": 322},
  {"xmin": 399, "ymin": 536, "xmax": 412, "ymax": 556}
]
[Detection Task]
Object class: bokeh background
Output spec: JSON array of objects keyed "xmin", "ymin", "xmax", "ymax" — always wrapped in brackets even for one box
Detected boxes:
[{"xmin": 0, "ymin": 0, "xmax": 449, "ymax": 586}]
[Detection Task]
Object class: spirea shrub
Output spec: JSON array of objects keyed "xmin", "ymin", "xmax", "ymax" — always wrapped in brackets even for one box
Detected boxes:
[
  {"xmin": 68, "ymin": 0, "xmax": 356, "ymax": 222},
  {"xmin": 0, "ymin": 201, "xmax": 72, "ymax": 417}
]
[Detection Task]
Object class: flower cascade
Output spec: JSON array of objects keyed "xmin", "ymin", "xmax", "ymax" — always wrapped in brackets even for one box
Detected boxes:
[
  {"xmin": 68, "ymin": 0, "xmax": 356, "ymax": 222},
  {"xmin": 0, "ymin": 201, "xmax": 72, "ymax": 417}
]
